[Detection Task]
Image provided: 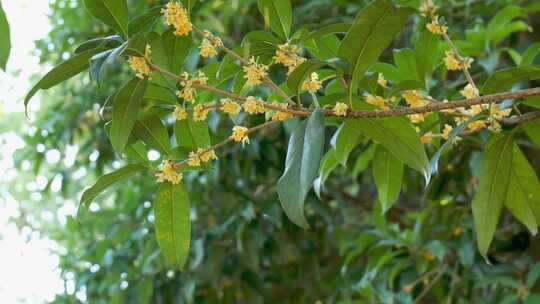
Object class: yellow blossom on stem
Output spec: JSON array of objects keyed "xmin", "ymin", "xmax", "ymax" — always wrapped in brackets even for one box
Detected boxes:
[
  {"xmin": 162, "ymin": 1, "xmax": 192, "ymax": 36},
  {"xmin": 176, "ymin": 86, "xmax": 195, "ymax": 102},
  {"xmin": 402, "ymin": 90, "xmax": 427, "ymax": 107},
  {"xmin": 187, "ymin": 151, "xmax": 201, "ymax": 166},
  {"xmin": 155, "ymin": 160, "xmax": 183, "ymax": 184},
  {"xmin": 409, "ymin": 114, "xmax": 426, "ymax": 124},
  {"xmin": 444, "ymin": 51, "xmax": 473, "ymax": 71},
  {"xmin": 460, "ymin": 84, "xmax": 479, "ymax": 99},
  {"xmin": 199, "ymin": 148, "xmax": 217, "ymax": 162},
  {"xmin": 243, "ymin": 57, "xmax": 268, "ymax": 86},
  {"xmin": 193, "ymin": 104, "xmax": 210, "ymax": 121},
  {"xmin": 231, "ymin": 126, "xmax": 250, "ymax": 145},
  {"xmin": 442, "ymin": 124, "xmax": 453, "ymax": 140},
  {"xmin": 243, "ymin": 96, "xmax": 266, "ymax": 114},
  {"xmin": 333, "ymin": 102, "xmax": 349, "ymax": 117},
  {"xmin": 198, "ymin": 30, "xmax": 222, "ymax": 58},
  {"xmin": 274, "ymin": 43, "xmax": 305, "ymax": 74},
  {"xmin": 128, "ymin": 44, "xmax": 152, "ymax": 79},
  {"xmin": 420, "ymin": 132, "xmax": 434, "ymax": 144},
  {"xmin": 420, "ymin": 0, "xmax": 438, "ymax": 17},
  {"xmin": 173, "ymin": 106, "xmax": 188, "ymax": 121},
  {"xmin": 467, "ymin": 119, "xmax": 488, "ymax": 131},
  {"xmin": 426, "ymin": 17, "xmax": 448, "ymax": 35},
  {"xmin": 270, "ymin": 102, "xmax": 293, "ymax": 121},
  {"xmin": 366, "ymin": 94, "xmax": 388, "ymax": 110},
  {"xmin": 219, "ymin": 98, "xmax": 241, "ymax": 115},
  {"xmin": 377, "ymin": 73, "xmax": 388, "ymax": 88},
  {"xmin": 177, "ymin": 71, "xmax": 208, "ymax": 103},
  {"xmin": 301, "ymin": 72, "xmax": 322, "ymax": 92}
]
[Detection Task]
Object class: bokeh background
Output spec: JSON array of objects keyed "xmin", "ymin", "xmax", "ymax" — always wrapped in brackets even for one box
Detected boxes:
[{"xmin": 1, "ymin": 0, "xmax": 540, "ymax": 303}]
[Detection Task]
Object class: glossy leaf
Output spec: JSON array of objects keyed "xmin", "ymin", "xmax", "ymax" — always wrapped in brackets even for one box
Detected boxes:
[
  {"xmin": 331, "ymin": 122, "xmax": 361, "ymax": 166},
  {"xmin": 415, "ymin": 31, "xmax": 440, "ymax": 88},
  {"xmin": 0, "ymin": 1, "xmax": 10, "ymax": 71},
  {"xmin": 373, "ymin": 145, "xmax": 403, "ymax": 213},
  {"xmin": 523, "ymin": 118, "xmax": 540, "ymax": 149},
  {"xmin": 80, "ymin": 164, "xmax": 147, "ymax": 205},
  {"xmin": 313, "ymin": 149, "xmax": 339, "ymax": 198},
  {"xmin": 128, "ymin": 6, "xmax": 163, "ymax": 36},
  {"xmin": 154, "ymin": 182, "xmax": 191, "ymax": 270},
  {"xmin": 338, "ymin": 0, "xmax": 412, "ymax": 101},
  {"xmin": 90, "ymin": 42, "xmax": 127, "ymax": 86},
  {"xmin": 352, "ymin": 144, "xmax": 376, "ymax": 177},
  {"xmin": 482, "ymin": 66, "xmax": 540, "ymax": 94},
  {"xmin": 134, "ymin": 114, "xmax": 172, "ymax": 155},
  {"xmin": 472, "ymin": 134, "xmax": 514, "ymax": 258},
  {"xmin": 83, "ymin": 0, "xmax": 129, "ymax": 38},
  {"xmin": 277, "ymin": 109, "xmax": 325, "ymax": 228},
  {"xmin": 257, "ymin": 0, "xmax": 292, "ymax": 39},
  {"xmin": 174, "ymin": 118, "xmax": 211, "ymax": 149},
  {"xmin": 25, "ymin": 48, "xmax": 108, "ymax": 108},
  {"xmin": 505, "ymin": 143, "xmax": 540, "ymax": 234},
  {"xmin": 110, "ymin": 77, "xmax": 148, "ymax": 153}
]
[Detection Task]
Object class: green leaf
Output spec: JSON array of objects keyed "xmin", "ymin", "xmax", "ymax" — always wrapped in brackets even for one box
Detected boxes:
[
  {"xmin": 25, "ymin": 48, "xmax": 108, "ymax": 108},
  {"xmin": 523, "ymin": 118, "xmax": 540, "ymax": 149},
  {"xmin": 313, "ymin": 150, "xmax": 339, "ymax": 198},
  {"xmin": 482, "ymin": 66, "xmax": 540, "ymax": 94},
  {"xmin": 80, "ymin": 164, "xmax": 147, "ymax": 205},
  {"xmin": 134, "ymin": 114, "xmax": 172, "ymax": 155},
  {"xmin": 347, "ymin": 104, "xmax": 430, "ymax": 181},
  {"xmin": 415, "ymin": 31, "xmax": 440, "ymax": 88},
  {"xmin": 338, "ymin": 0, "xmax": 412, "ymax": 101},
  {"xmin": 74, "ymin": 35, "xmax": 123, "ymax": 54},
  {"xmin": 125, "ymin": 141, "xmax": 151, "ymax": 166},
  {"xmin": 307, "ymin": 23, "xmax": 351, "ymax": 40},
  {"xmin": 287, "ymin": 60, "xmax": 325, "ymax": 97},
  {"xmin": 373, "ymin": 145, "xmax": 403, "ymax": 213},
  {"xmin": 352, "ymin": 144, "xmax": 376, "ymax": 177},
  {"xmin": 0, "ymin": 2, "xmax": 11, "ymax": 71},
  {"xmin": 83, "ymin": 0, "xmax": 129, "ymax": 39},
  {"xmin": 527, "ymin": 262, "xmax": 540, "ymax": 288},
  {"xmin": 110, "ymin": 78, "xmax": 148, "ymax": 153},
  {"xmin": 257, "ymin": 0, "xmax": 292, "ymax": 39},
  {"xmin": 174, "ymin": 117, "xmax": 211, "ymax": 149},
  {"xmin": 162, "ymin": 29, "xmax": 192, "ymax": 74},
  {"xmin": 154, "ymin": 182, "xmax": 191, "ymax": 270},
  {"xmin": 90, "ymin": 42, "xmax": 127, "ymax": 86},
  {"xmin": 505, "ymin": 143, "xmax": 540, "ymax": 235},
  {"xmin": 331, "ymin": 122, "xmax": 361, "ymax": 166},
  {"xmin": 277, "ymin": 109, "xmax": 325, "ymax": 228},
  {"xmin": 520, "ymin": 43, "xmax": 540, "ymax": 66},
  {"xmin": 128, "ymin": 6, "xmax": 163, "ymax": 36},
  {"xmin": 472, "ymin": 134, "xmax": 514, "ymax": 259}
]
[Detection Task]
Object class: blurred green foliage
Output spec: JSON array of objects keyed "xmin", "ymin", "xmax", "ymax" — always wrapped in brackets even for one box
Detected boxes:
[{"xmin": 6, "ymin": 0, "xmax": 540, "ymax": 303}]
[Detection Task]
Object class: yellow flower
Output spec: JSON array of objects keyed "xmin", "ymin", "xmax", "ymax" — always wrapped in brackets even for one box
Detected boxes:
[
  {"xmin": 420, "ymin": 132, "xmax": 434, "ymax": 144},
  {"xmin": 460, "ymin": 84, "xmax": 479, "ymax": 99},
  {"xmin": 420, "ymin": 0, "xmax": 438, "ymax": 17},
  {"xmin": 490, "ymin": 104, "xmax": 512, "ymax": 120},
  {"xmin": 177, "ymin": 71, "xmax": 208, "ymax": 103},
  {"xmin": 162, "ymin": 1, "xmax": 192, "ymax": 36},
  {"xmin": 409, "ymin": 114, "xmax": 425, "ymax": 124},
  {"xmin": 127, "ymin": 45, "xmax": 152, "ymax": 79},
  {"xmin": 467, "ymin": 119, "xmax": 488, "ymax": 131},
  {"xmin": 199, "ymin": 148, "xmax": 217, "ymax": 162},
  {"xmin": 219, "ymin": 98, "xmax": 241, "ymax": 115},
  {"xmin": 366, "ymin": 94, "xmax": 388, "ymax": 109},
  {"xmin": 173, "ymin": 106, "xmax": 188, "ymax": 121},
  {"xmin": 302, "ymin": 72, "xmax": 322, "ymax": 92},
  {"xmin": 377, "ymin": 73, "xmax": 388, "ymax": 88},
  {"xmin": 333, "ymin": 102, "xmax": 349, "ymax": 117},
  {"xmin": 274, "ymin": 43, "xmax": 305, "ymax": 74},
  {"xmin": 155, "ymin": 160, "xmax": 183, "ymax": 184},
  {"xmin": 444, "ymin": 51, "xmax": 472, "ymax": 71},
  {"xmin": 231, "ymin": 126, "xmax": 250, "ymax": 144},
  {"xmin": 272, "ymin": 111, "xmax": 294, "ymax": 121},
  {"xmin": 243, "ymin": 57, "xmax": 268, "ymax": 86},
  {"xmin": 199, "ymin": 38, "xmax": 218, "ymax": 58},
  {"xmin": 426, "ymin": 17, "xmax": 448, "ymax": 35},
  {"xmin": 176, "ymin": 86, "xmax": 195, "ymax": 103},
  {"xmin": 402, "ymin": 90, "xmax": 426, "ymax": 107},
  {"xmin": 187, "ymin": 151, "xmax": 201, "ymax": 166},
  {"xmin": 193, "ymin": 104, "xmax": 210, "ymax": 121},
  {"xmin": 442, "ymin": 124, "xmax": 453, "ymax": 140},
  {"xmin": 243, "ymin": 96, "xmax": 266, "ymax": 114}
]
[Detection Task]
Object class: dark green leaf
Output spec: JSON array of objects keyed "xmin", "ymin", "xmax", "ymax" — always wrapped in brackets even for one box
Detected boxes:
[
  {"xmin": 505, "ymin": 143, "xmax": 540, "ymax": 234},
  {"xmin": 527, "ymin": 262, "xmax": 540, "ymax": 288},
  {"xmin": 482, "ymin": 66, "xmax": 540, "ymax": 94},
  {"xmin": 373, "ymin": 145, "xmax": 403, "ymax": 213},
  {"xmin": 338, "ymin": 0, "xmax": 412, "ymax": 101},
  {"xmin": 520, "ymin": 43, "xmax": 540, "ymax": 66},
  {"xmin": 0, "ymin": 2, "xmax": 11, "ymax": 71},
  {"xmin": 80, "ymin": 164, "xmax": 147, "ymax": 205},
  {"xmin": 352, "ymin": 144, "xmax": 376, "ymax": 177},
  {"xmin": 313, "ymin": 150, "xmax": 339, "ymax": 198},
  {"xmin": 277, "ymin": 109, "xmax": 325, "ymax": 228},
  {"xmin": 75, "ymin": 35, "xmax": 122, "ymax": 54},
  {"xmin": 90, "ymin": 42, "xmax": 127, "ymax": 86},
  {"xmin": 472, "ymin": 134, "xmax": 514, "ymax": 258},
  {"xmin": 154, "ymin": 182, "xmax": 191, "ymax": 270},
  {"xmin": 523, "ymin": 118, "xmax": 540, "ymax": 149},
  {"xmin": 415, "ymin": 31, "xmax": 440, "ymax": 88},
  {"xmin": 83, "ymin": 0, "xmax": 129, "ymax": 38},
  {"xmin": 128, "ymin": 6, "xmax": 163, "ymax": 36},
  {"xmin": 307, "ymin": 23, "xmax": 351, "ymax": 40},
  {"xmin": 331, "ymin": 122, "xmax": 361, "ymax": 166},
  {"xmin": 110, "ymin": 77, "xmax": 148, "ymax": 153},
  {"xmin": 134, "ymin": 114, "xmax": 172, "ymax": 155},
  {"xmin": 257, "ymin": 0, "xmax": 292, "ymax": 39},
  {"xmin": 174, "ymin": 117, "xmax": 211, "ymax": 149},
  {"xmin": 25, "ymin": 48, "xmax": 108, "ymax": 108}
]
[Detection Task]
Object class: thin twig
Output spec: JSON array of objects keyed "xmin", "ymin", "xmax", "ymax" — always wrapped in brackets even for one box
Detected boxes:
[{"xmin": 413, "ymin": 263, "xmax": 449, "ymax": 304}]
